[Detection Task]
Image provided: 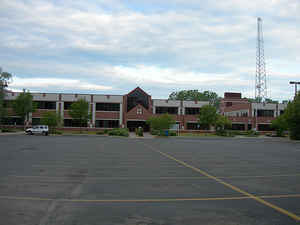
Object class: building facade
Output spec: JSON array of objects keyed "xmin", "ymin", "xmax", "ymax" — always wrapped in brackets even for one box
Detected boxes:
[
  {"xmin": 220, "ymin": 92, "xmax": 287, "ymax": 131},
  {"xmin": 3, "ymin": 87, "xmax": 209, "ymax": 131}
]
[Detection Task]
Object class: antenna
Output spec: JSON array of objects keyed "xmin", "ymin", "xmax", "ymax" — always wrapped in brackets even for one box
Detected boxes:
[{"xmin": 255, "ymin": 17, "xmax": 267, "ymax": 102}]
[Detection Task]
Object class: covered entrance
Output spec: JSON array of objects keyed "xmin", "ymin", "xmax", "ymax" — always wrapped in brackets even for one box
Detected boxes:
[{"xmin": 127, "ymin": 121, "xmax": 150, "ymax": 132}]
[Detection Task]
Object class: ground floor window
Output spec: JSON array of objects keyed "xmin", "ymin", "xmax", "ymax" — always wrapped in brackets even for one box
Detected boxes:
[
  {"xmin": 231, "ymin": 123, "xmax": 245, "ymax": 130},
  {"xmin": 258, "ymin": 124, "xmax": 274, "ymax": 131},
  {"xmin": 32, "ymin": 118, "xmax": 41, "ymax": 125},
  {"xmin": 1, "ymin": 117, "xmax": 23, "ymax": 125},
  {"xmin": 95, "ymin": 120, "xmax": 119, "ymax": 128},
  {"xmin": 64, "ymin": 119, "xmax": 87, "ymax": 127},
  {"xmin": 186, "ymin": 123, "xmax": 208, "ymax": 130}
]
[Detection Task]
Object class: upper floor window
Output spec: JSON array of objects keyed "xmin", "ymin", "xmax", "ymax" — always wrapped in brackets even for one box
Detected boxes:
[
  {"xmin": 96, "ymin": 103, "xmax": 120, "ymax": 111},
  {"xmin": 257, "ymin": 110, "xmax": 274, "ymax": 117},
  {"xmin": 36, "ymin": 101, "xmax": 56, "ymax": 110},
  {"xmin": 156, "ymin": 107, "xmax": 178, "ymax": 114},
  {"xmin": 127, "ymin": 89, "xmax": 149, "ymax": 112},
  {"xmin": 185, "ymin": 107, "xmax": 200, "ymax": 115},
  {"xmin": 226, "ymin": 102, "xmax": 233, "ymax": 107},
  {"xmin": 64, "ymin": 102, "xmax": 73, "ymax": 110}
]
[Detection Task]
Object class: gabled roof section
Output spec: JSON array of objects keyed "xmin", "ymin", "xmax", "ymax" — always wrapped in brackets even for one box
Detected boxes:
[{"xmin": 126, "ymin": 87, "xmax": 150, "ymax": 97}]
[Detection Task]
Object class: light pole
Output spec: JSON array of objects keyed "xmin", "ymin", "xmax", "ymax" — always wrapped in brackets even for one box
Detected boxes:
[{"xmin": 289, "ymin": 81, "xmax": 300, "ymax": 97}]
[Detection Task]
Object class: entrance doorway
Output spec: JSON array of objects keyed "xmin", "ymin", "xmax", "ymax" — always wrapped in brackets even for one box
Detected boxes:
[{"xmin": 127, "ymin": 121, "xmax": 150, "ymax": 132}]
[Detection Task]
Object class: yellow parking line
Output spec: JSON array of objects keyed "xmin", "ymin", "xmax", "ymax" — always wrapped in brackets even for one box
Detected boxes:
[
  {"xmin": 0, "ymin": 194, "xmax": 300, "ymax": 203},
  {"xmin": 141, "ymin": 143, "xmax": 300, "ymax": 221}
]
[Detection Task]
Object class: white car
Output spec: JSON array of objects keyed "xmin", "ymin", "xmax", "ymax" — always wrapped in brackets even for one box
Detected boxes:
[{"xmin": 26, "ymin": 125, "xmax": 49, "ymax": 136}]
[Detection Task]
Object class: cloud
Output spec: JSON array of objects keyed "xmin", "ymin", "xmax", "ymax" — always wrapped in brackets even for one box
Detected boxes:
[
  {"xmin": 0, "ymin": 0, "xmax": 299, "ymax": 101},
  {"xmin": 9, "ymin": 77, "xmax": 113, "ymax": 92}
]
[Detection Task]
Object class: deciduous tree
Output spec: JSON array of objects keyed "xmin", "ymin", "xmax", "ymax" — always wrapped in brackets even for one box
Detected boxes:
[{"xmin": 69, "ymin": 99, "xmax": 91, "ymax": 133}]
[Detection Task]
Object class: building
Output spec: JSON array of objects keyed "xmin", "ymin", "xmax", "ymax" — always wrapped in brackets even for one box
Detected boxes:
[
  {"xmin": 220, "ymin": 92, "xmax": 287, "ymax": 131},
  {"xmin": 3, "ymin": 87, "xmax": 209, "ymax": 131}
]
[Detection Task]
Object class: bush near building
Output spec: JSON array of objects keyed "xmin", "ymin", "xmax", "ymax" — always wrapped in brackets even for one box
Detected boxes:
[
  {"xmin": 146, "ymin": 114, "xmax": 175, "ymax": 136},
  {"xmin": 271, "ymin": 114, "xmax": 288, "ymax": 137},
  {"xmin": 284, "ymin": 92, "xmax": 300, "ymax": 140},
  {"xmin": 107, "ymin": 128, "xmax": 129, "ymax": 137}
]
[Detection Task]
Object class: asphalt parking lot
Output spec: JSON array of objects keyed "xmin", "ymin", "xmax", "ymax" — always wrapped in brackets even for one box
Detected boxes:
[{"xmin": 0, "ymin": 135, "xmax": 300, "ymax": 225}]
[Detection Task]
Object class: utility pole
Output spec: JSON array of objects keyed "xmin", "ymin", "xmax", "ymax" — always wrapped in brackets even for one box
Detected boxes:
[
  {"xmin": 255, "ymin": 17, "xmax": 267, "ymax": 103},
  {"xmin": 289, "ymin": 81, "xmax": 300, "ymax": 98}
]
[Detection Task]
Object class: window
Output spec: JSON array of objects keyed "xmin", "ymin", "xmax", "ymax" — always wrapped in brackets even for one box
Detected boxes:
[
  {"xmin": 127, "ymin": 89, "xmax": 149, "ymax": 112},
  {"xmin": 257, "ymin": 110, "xmax": 274, "ymax": 117},
  {"xmin": 226, "ymin": 102, "xmax": 233, "ymax": 107},
  {"xmin": 96, "ymin": 103, "xmax": 120, "ymax": 111},
  {"xmin": 64, "ymin": 119, "xmax": 87, "ymax": 127},
  {"xmin": 185, "ymin": 108, "xmax": 200, "ymax": 115},
  {"xmin": 258, "ymin": 124, "xmax": 274, "ymax": 131},
  {"xmin": 64, "ymin": 102, "xmax": 73, "ymax": 110},
  {"xmin": 3, "ymin": 100, "xmax": 13, "ymax": 108},
  {"xmin": 186, "ymin": 123, "xmax": 208, "ymax": 130},
  {"xmin": 241, "ymin": 112, "xmax": 248, "ymax": 117},
  {"xmin": 1, "ymin": 117, "xmax": 23, "ymax": 125},
  {"xmin": 35, "ymin": 101, "xmax": 56, "ymax": 110},
  {"xmin": 280, "ymin": 110, "xmax": 285, "ymax": 115},
  {"xmin": 95, "ymin": 120, "xmax": 119, "ymax": 128},
  {"xmin": 137, "ymin": 108, "xmax": 142, "ymax": 114},
  {"xmin": 232, "ymin": 123, "xmax": 245, "ymax": 130},
  {"xmin": 155, "ymin": 107, "xmax": 178, "ymax": 114},
  {"xmin": 32, "ymin": 118, "xmax": 41, "ymax": 125}
]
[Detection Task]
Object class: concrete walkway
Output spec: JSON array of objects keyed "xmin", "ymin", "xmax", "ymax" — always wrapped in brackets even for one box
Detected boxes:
[
  {"xmin": 129, "ymin": 132, "xmax": 154, "ymax": 139},
  {"xmin": 0, "ymin": 131, "xmax": 24, "ymax": 136}
]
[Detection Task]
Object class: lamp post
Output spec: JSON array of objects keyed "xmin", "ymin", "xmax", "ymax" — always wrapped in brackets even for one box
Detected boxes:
[{"xmin": 289, "ymin": 81, "xmax": 300, "ymax": 97}]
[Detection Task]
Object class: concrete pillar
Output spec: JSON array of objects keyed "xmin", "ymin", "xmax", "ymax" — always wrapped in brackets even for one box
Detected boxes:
[
  {"xmin": 119, "ymin": 103, "xmax": 123, "ymax": 126},
  {"xmin": 153, "ymin": 106, "xmax": 156, "ymax": 114},
  {"xmin": 60, "ymin": 102, "xmax": 64, "ymax": 120},
  {"xmin": 92, "ymin": 103, "xmax": 96, "ymax": 127}
]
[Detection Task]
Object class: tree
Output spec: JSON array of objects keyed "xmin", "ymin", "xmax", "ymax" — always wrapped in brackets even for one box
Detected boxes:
[
  {"xmin": 284, "ymin": 92, "xmax": 300, "ymax": 140},
  {"xmin": 168, "ymin": 90, "xmax": 221, "ymax": 108},
  {"xmin": 247, "ymin": 97, "xmax": 278, "ymax": 104},
  {"xmin": 146, "ymin": 114, "xmax": 175, "ymax": 135},
  {"xmin": 271, "ymin": 114, "xmax": 288, "ymax": 137},
  {"xmin": 12, "ymin": 90, "xmax": 36, "ymax": 129},
  {"xmin": 0, "ymin": 68, "xmax": 12, "ymax": 129},
  {"xmin": 69, "ymin": 99, "xmax": 91, "ymax": 133},
  {"xmin": 41, "ymin": 111, "xmax": 62, "ymax": 134},
  {"xmin": 197, "ymin": 105, "xmax": 218, "ymax": 130},
  {"xmin": 215, "ymin": 115, "xmax": 232, "ymax": 131}
]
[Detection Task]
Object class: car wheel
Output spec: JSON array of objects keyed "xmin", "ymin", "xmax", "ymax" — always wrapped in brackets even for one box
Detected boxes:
[
  {"xmin": 29, "ymin": 131, "xmax": 33, "ymax": 135},
  {"xmin": 45, "ymin": 132, "xmax": 48, "ymax": 136}
]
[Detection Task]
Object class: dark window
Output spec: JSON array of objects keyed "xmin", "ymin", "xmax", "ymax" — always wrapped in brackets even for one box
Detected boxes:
[
  {"xmin": 248, "ymin": 124, "xmax": 252, "ymax": 130},
  {"xmin": 257, "ymin": 110, "xmax": 274, "ymax": 117},
  {"xmin": 232, "ymin": 123, "xmax": 245, "ymax": 130},
  {"xmin": 186, "ymin": 123, "xmax": 208, "ymax": 130},
  {"xmin": 1, "ymin": 117, "xmax": 23, "ymax": 125},
  {"xmin": 95, "ymin": 120, "xmax": 119, "ymax": 128},
  {"xmin": 127, "ymin": 89, "xmax": 149, "ymax": 112},
  {"xmin": 226, "ymin": 102, "xmax": 233, "ymax": 107},
  {"xmin": 156, "ymin": 107, "xmax": 178, "ymax": 114},
  {"xmin": 258, "ymin": 124, "xmax": 274, "ymax": 131},
  {"xmin": 96, "ymin": 103, "xmax": 120, "ymax": 111},
  {"xmin": 185, "ymin": 108, "xmax": 200, "ymax": 115},
  {"xmin": 64, "ymin": 119, "xmax": 87, "ymax": 127},
  {"xmin": 280, "ymin": 110, "xmax": 284, "ymax": 115},
  {"xmin": 32, "ymin": 118, "xmax": 41, "ymax": 125},
  {"xmin": 241, "ymin": 112, "xmax": 248, "ymax": 117},
  {"xmin": 3, "ymin": 100, "xmax": 13, "ymax": 108},
  {"xmin": 64, "ymin": 102, "xmax": 73, "ymax": 110},
  {"xmin": 36, "ymin": 101, "xmax": 56, "ymax": 110}
]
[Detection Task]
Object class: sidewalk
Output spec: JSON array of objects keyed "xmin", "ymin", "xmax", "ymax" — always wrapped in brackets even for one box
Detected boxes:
[
  {"xmin": 129, "ymin": 132, "xmax": 154, "ymax": 139},
  {"xmin": 0, "ymin": 131, "xmax": 24, "ymax": 136}
]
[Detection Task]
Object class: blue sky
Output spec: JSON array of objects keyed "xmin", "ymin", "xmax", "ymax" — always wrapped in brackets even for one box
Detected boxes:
[{"xmin": 1, "ymin": 0, "xmax": 299, "ymax": 100}]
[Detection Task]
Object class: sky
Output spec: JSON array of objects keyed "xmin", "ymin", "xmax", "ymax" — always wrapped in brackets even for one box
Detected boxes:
[{"xmin": 1, "ymin": 0, "xmax": 299, "ymax": 101}]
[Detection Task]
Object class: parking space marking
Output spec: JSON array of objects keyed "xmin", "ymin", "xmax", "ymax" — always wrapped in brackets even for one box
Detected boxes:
[
  {"xmin": 1, "ymin": 194, "xmax": 300, "ymax": 203},
  {"xmin": 141, "ymin": 142, "xmax": 300, "ymax": 221}
]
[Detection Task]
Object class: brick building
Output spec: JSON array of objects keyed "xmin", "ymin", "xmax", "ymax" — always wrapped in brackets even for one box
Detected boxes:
[
  {"xmin": 3, "ymin": 87, "xmax": 209, "ymax": 131},
  {"xmin": 220, "ymin": 92, "xmax": 287, "ymax": 131}
]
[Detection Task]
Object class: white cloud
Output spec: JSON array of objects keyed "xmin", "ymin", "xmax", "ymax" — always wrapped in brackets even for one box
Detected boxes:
[{"xmin": 10, "ymin": 77, "xmax": 113, "ymax": 92}]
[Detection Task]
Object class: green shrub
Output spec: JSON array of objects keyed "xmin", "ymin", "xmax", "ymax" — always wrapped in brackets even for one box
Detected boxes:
[
  {"xmin": 169, "ymin": 130, "xmax": 177, "ymax": 136},
  {"xmin": 1, "ymin": 128, "xmax": 15, "ymax": 133},
  {"xmin": 96, "ymin": 130, "xmax": 105, "ymax": 135},
  {"xmin": 150, "ymin": 129, "xmax": 160, "ymax": 135},
  {"xmin": 108, "ymin": 128, "xmax": 129, "ymax": 137},
  {"xmin": 137, "ymin": 127, "xmax": 143, "ymax": 137},
  {"xmin": 54, "ymin": 130, "xmax": 63, "ymax": 135},
  {"xmin": 245, "ymin": 130, "xmax": 259, "ymax": 136},
  {"xmin": 216, "ymin": 130, "xmax": 235, "ymax": 137}
]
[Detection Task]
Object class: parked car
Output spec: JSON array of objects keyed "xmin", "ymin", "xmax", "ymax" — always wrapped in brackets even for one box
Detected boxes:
[{"xmin": 25, "ymin": 125, "xmax": 49, "ymax": 136}]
